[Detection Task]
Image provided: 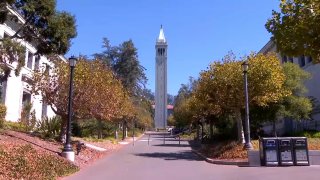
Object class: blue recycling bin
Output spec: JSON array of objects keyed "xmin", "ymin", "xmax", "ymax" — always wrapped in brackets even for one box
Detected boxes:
[
  {"xmin": 259, "ymin": 138, "xmax": 279, "ymax": 166},
  {"xmin": 292, "ymin": 137, "xmax": 309, "ymax": 166},
  {"xmin": 278, "ymin": 138, "xmax": 294, "ymax": 166}
]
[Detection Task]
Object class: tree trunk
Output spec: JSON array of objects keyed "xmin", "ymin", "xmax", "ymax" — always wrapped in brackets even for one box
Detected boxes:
[
  {"xmin": 273, "ymin": 120, "xmax": 277, "ymax": 137},
  {"xmin": 122, "ymin": 121, "xmax": 126, "ymax": 140},
  {"xmin": 97, "ymin": 119, "xmax": 102, "ymax": 139},
  {"xmin": 200, "ymin": 123, "xmax": 204, "ymax": 143},
  {"xmin": 115, "ymin": 123, "xmax": 119, "ymax": 139},
  {"xmin": 235, "ymin": 109, "xmax": 244, "ymax": 143},
  {"xmin": 59, "ymin": 118, "xmax": 67, "ymax": 143},
  {"xmin": 209, "ymin": 119, "xmax": 214, "ymax": 140},
  {"xmin": 196, "ymin": 123, "xmax": 200, "ymax": 141}
]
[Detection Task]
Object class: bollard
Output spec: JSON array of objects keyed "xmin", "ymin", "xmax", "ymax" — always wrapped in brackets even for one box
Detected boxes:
[
  {"xmin": 148, "ymin": 134, "xmax": 150, "ymax": 145},
  {"xmin": 179, "ymin": 135, "xmax": 181, "ymax": 145}
]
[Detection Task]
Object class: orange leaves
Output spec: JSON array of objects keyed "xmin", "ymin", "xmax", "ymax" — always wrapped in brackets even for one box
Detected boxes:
[{"xmin": 33, "ymin": 57, "xmax": 132, "ymax": 122}]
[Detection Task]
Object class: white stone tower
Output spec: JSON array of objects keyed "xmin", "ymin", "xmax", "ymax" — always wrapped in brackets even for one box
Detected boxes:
[{"xmin": 155, "ymin": 25, "xmax": 168, "ymax": 129}]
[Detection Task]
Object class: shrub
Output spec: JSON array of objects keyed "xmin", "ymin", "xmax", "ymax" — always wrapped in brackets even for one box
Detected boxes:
[
  {"xmin": 19, "ymin": 102, "xmax": 37, "ymax": 132},
  {"xmin": 0, "ymin": 144, "xmax": 79, "ymax": 179},
  {"xmin": 75, "ymin": 119, "xmax": 116, "ymax": 138},
  {"xmin": 36, "ymin": 116, "xmax": 62, "ymax": 139},
  {"xmin": 4, "ymin": 121, "xmax": 25, "ymax": 131},
  {"xmin": 0, "ymin": 104, "xmax": 6, "ymax": 128}
]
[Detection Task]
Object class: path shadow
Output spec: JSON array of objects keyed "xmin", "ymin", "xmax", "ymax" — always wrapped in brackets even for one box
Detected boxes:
[
  {"xmin": 153, "ymin": 144, "xmax": 190, "ymax": 147},
  {"xmin": 135, "ymin": 150, "xmax": 202, "ymax": 161}
]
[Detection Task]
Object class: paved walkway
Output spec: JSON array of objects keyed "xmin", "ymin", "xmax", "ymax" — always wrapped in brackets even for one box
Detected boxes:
[{"xmin": 66, "ymin": 134, "xmax": 320, "ymax": 180}]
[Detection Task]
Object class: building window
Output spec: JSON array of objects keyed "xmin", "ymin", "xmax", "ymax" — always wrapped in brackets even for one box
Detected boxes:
[
  {"xmin": 27, "ymin": 51, "xmax": 33, "ymax": 69},
  {"xmin": 282, "ymin": 55, "xmax": 287, "ymax": 63},
  {"xmin": 3, "ymin": 33, "xmax": 9, "ymax": 38},
  {"xmin": 22, "ymin": 91, "xmax": 31, "ymax": 106},
  {"xmin": 41, "ymin": 100, "xmax": 47, "ymax": 118},
  {"xmin": 288, "ymin": 57, "xmax": 293, "ymax": 63},
  {"xmin": 299, "ymin": 55, "xmax": 306, "ymax": 67},
  {"xmin": 34, "ymin": 56, "xmax": 40, "ymax": 71}
]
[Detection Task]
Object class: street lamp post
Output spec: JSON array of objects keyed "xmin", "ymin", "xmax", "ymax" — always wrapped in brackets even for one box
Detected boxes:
[
  {"xmin": 242, "ymin": 60, "xmax": 253, "ymax": 150},
  {"xmin": 61, "ymin": 56, "xmax": 77, "ymax": 162}
]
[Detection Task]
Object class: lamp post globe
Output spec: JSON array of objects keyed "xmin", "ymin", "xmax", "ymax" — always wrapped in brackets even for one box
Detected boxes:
[
  {"xmin": 242, "ymin": 60, "xmax": 253, "ymax": 150},
  {"xmin": 61, "ymin": 56, "xmax": 78, "ymax": 162}
]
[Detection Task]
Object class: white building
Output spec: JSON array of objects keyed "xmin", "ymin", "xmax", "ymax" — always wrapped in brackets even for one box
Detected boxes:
[
  {"xmin": 154, "ymin": 26, "xmax": 168, "ymax": 129},
  {"xmin": 259, "ymin": 40, "xmax": 320, "ymax": 134},
  {"xmin": 0, "ymin": 6, "xmax": 57, "ymax": 122}
]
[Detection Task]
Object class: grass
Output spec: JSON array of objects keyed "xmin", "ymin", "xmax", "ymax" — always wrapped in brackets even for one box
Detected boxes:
[
  {"xmin": 81, "ymin": 136, "xmax": 119, "ymax": 144},
  {"xmin": 0, "ymin": 144, "xmax": 79, "ymax": 179}
]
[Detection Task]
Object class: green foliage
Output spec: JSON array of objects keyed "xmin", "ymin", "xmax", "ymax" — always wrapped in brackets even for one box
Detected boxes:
[
  {"xmin": 133, "ymin": 97, "xmax": 153, "ymax": 130},
  {"xmin": 94, "ymin": 38, "xmax": 147, "ymax": 96},
  {"xmin": 289, "ymin": 130, "xmax": 320, "ymax": 138},
  {"xmin": 0, "ymin": 144, "xmax": 79, "ymax": 179},
  {"xmin": 0, "ymin": 0, "xmax": 76, "ymax": 78},
  {"xmin": 36, "ymin": 116, "xmax": 62, "ymax": 139},
  {"xmin": 266, "ymin": 0, "xmax": 320, "ymax": 62},
  {"xmin": 0, "ymin": 38, "xmax": 26, "ymax": 76},
  {"xmin": 3, "ymin": 121, "xmax": 25, "ymax": 131},
  {"xmin": 0, "ymin": 104, "xmax": 6, "ymax": 128},
  {"xmin": 74, "ymin": 119, "xmax": 116, "ymax": 138},
  {"xmin": 173, "ymin": 78, "xmax": 198, "ymax": 128},
  {"xmin": 1, "ymin": 0, "xmax": 77, "ymax": 55},
  {"xmin": 19, "ymin": 102, "xmax": 36, "ymax": 132},
  {"xmin": 282, "ymin": 63, "xmax": 311, "ymax": 95}
]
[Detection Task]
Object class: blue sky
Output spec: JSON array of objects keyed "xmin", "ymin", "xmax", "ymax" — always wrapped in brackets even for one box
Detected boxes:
[{"xmin": 57, "ymin": 0, "xmax": 279, "ymax": 96}]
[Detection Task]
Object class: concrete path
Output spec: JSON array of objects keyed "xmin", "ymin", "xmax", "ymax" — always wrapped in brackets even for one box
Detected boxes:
[{"xmin": 66, "ymin": 134, "xmax": 320, "ymax": 180}]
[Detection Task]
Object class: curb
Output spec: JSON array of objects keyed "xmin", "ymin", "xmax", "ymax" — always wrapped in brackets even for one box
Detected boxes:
[{"xmin": 192, "ymin": 150, "xmax": 249, "ymax": 166}]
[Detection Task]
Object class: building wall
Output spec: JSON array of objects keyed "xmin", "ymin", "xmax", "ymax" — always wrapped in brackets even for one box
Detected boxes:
[
  {"xmin": 1, "ymin": 18, "xmax": 57, "ymax": 122},
  {"xmin": 259, "ymin": 40, "xmax": 320, "ymax": 134}
]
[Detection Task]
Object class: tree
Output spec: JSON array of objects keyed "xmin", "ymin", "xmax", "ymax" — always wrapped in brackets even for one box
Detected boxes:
[
  {"xmin": 33, "ymin": 57, "xmax": 132, "ymax": 140},
  {"xmin": 251, "ymin": 62, "xmax": 312, "ymax": 136},
  {"xmin": 266, "ymin": 0, "xmax": 320, "ymax": 62},
  {"xmin": 195, "ymin": 53, "xmax": 289, "ymax": 141},
  {"xmin": 0, "ymin": 0, "xmax": 76, "ymax": 76},
  {"xmin": 94, "ymin": 38, "xmax": 147, "ymax": 96},
  {"xmin": 173, "ymin": 77, "xmax": 198, "ymax": 128}
]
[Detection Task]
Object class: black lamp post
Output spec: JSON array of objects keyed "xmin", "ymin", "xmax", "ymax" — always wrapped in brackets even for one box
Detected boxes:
[
  {"xmin": 242, "ymin": 60, "xmax": 253, "ymax": 150},
  {"xmin": 62, "ymin": 56, "xmax": 77, "ymax": 161}
]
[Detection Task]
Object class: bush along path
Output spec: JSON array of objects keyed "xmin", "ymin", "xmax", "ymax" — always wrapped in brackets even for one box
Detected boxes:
[
  {"xmin": 0, "ymin": 144, "xmax": 79, "ymax": 179},
  {"xmin": 0, "ymin": 130, "xmax": 121, "ymax": 179}
]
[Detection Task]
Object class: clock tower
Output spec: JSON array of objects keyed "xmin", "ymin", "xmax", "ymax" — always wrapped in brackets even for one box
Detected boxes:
[{"xmin": 155, "ymin": 25, "xmax": 168, "ymax": 129}]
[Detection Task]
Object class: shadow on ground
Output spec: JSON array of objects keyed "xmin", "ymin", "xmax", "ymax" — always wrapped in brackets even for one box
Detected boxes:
[
  {"xmin": 153, "ymin": 144, "xmax": 190, "ymax": 147},
  {"xmin": 134, "ymin": 150, "xmax": 202, "ymax": 161}
]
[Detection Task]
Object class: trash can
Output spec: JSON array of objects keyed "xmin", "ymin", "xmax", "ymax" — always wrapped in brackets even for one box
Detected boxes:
[
  {"xmin": 259, "ymin": 138, "xmax": 279, "ymax": 166},
  {"xmin": 292, "ymin": 137, "xmax": 309, "ymax": 166},
  {"xmin": 278, "ymin": 138, "xmax": 294, "ymax": 166}
]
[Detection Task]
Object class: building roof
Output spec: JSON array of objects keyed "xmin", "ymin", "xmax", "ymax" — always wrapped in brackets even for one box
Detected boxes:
[
  {"xmin": 152, "ymin": 104, "xmax": 174, "ymax": 110},
  {"xmin": 157, "ymin": 25, "xmax": 166, "ymax": 43}
]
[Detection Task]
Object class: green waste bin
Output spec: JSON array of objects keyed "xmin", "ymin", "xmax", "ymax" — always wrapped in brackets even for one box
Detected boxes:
[
  {"xmin": 259, "ymin": 138, "xmax": 279, "ymax": 166},
  {"xmin": 292, "ymin": 137, "xmax": 309, "ymax": 166},
  {"xmin": 278, "ymin": 138, "xmax": 294, "ymax": 166}
]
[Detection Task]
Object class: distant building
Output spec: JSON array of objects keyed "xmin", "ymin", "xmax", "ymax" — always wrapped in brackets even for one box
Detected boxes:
[
  {"xmin": 259, "ymin": 40, "xmax": 320, "ymax": 134},
  {"xmin": 152, "ymin": 104, "xmax": 174, "ymax": 119},
  {"xmin": 0, "ymin": 6, "xmax": 59, "ymax": 121},
  {"xmin": 154, "ymin": 26, "xmax": 168, "ymax": 128}
]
